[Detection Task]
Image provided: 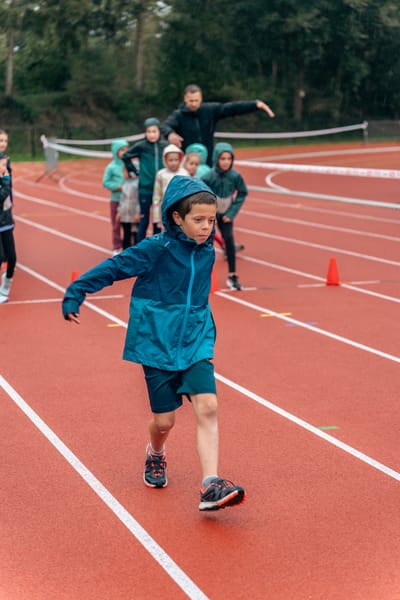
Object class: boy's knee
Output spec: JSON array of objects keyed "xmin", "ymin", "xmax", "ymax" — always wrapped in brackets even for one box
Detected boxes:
[
  {"xmin": 193, "ymin": 393, "xmax": 218, "ymax": 418},
  {"xmin": 153, "ymin": 412, "xmax": 175, "ymax": 434}
]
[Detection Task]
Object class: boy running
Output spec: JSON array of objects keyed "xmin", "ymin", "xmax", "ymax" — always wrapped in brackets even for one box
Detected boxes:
[{"xmin": 62, "ymin": 176, "xmax": 246, "ymax": 511}]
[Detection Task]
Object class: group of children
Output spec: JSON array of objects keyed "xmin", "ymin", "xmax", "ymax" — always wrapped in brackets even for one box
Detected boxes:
[{"xmin": 103, "ymin": 117, "xmax": 247, "ymax": 290}]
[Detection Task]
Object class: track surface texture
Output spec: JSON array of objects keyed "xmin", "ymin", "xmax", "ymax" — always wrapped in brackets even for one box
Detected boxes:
[{"xmin": 1, "ymin": 142, "xmax": 399, "ymax": 600}]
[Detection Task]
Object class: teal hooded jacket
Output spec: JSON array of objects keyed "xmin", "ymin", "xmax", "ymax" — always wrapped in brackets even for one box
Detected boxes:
[
  {"xmin": 201, "ymin": 142, "xmax": 247, "ymax": 220},
  {"xmin": 102, "ymin": 139, "xmax": 129, "ymax": 202},
  {"xmin": 62, "ymin": 176, "xmax": 217, "ymax": 371}
]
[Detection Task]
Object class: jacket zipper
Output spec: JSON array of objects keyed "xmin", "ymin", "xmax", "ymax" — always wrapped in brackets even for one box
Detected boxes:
[{"xmin": 176, "ymin": 249, "xmax": 196, "ymax": 368}]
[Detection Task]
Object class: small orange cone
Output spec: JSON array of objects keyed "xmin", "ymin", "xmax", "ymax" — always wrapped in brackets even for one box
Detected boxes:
[
  {"xmin": 326, "ymin": 257, "xmax": 340, "ymax": 286},
  {"xmin": 71, "ymin": 271, "xmax": 79, "ymax": 282},
  {"xmin": 210, "ymin": 267, "xmax": 219, "ymax": 293}
]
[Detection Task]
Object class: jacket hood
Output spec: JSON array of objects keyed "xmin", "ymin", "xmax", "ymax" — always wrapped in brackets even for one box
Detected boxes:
[
  {"xmin": 144, "ymin": 117, "xmax": 160, "ymax": 130},
  {"xmin": 161, "ymin": 175, "xmax": 216, "ymax": 231},
  {"xmin": 185, "ymin": 143, "xmax": 208, "ymax": 165},
  {"xmin": 212, "ymin": 142, "xmax": 234, "ymax": 167},
  {"xmin": 111, "ymin": 139, "xmax": 129, "ymax": 159},
  {"xmin": 163, "ymin": 143, "xmax": 184, "ymax": 166}
]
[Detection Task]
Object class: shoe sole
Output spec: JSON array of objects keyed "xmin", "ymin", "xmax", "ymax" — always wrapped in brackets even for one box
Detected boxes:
[
  {"xmin": 143, "ymin": 474, "xmax": 168, "ymax": 488},
  {"xmin": 199, "ymin": 489, "xmax": 247, "ymax": 511}
]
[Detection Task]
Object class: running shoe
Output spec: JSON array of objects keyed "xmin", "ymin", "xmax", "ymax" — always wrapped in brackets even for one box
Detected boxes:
[
  {"xmin": 226, "ymin": 274, "xmax": 242, "ymax": 291},
  {"xmin": 199, "ymin": 477, "xmax": 246, "ymax": 511},
  {"xmin": 143, "ymin": 445, "xmax": 168, "ymax": 488}
]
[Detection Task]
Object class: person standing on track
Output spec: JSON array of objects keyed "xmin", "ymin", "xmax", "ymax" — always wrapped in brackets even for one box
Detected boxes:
[
  {"xmin": 201, "ymin": 142, "xmax": 247, "ymax": 291},
  {"xmin": 161, "ymin": 83, "xmax": 275, "ymax": 167},
  {"xmin": 0, "ymin": 150, "xmax": 16, "ymax": 304},
  {"xmin": 122, "ymin": 118, "xmax": 167, "ymax": 242},
  {"xmin": 102, "ymin": 139, "xmax": 130, "ymax": 255},
  {"xmin": 62, "ymin": 175, "xmax": 246, "ymax": 512}
]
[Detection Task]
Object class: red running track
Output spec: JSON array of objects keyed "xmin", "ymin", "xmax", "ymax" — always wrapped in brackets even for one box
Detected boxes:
[{"xmin": 1, "ymin": 143, "xmax": 400, "ymax": 599}]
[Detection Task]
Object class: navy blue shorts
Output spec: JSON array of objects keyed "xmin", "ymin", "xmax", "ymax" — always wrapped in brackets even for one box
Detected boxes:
[{"xmin": 142, "ymin": 359, "xmax": 216, "ymax": 414}]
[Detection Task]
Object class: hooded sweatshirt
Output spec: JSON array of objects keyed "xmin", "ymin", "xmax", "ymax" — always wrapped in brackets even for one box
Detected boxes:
[
  {"xmin": 152, "ymin": 144, "xmax": 187, "ymax": 224},
  {"xmin": 201, "ymin": 142, "xmax": 247, "ymax": 220},
  {"xmin": 62, "ymin": 176, "xmax": 217, "ymax": 371},
  {"xmin": 122, "ymin": 118, "xmax": 167, "ymax": 195},
  {"xmin": 185, "ymin": 143, "xmax": 211, "ymax": 179},
  {"xmin": 102, "ymin": 139, "xmax": 129, "ymax": 202}
]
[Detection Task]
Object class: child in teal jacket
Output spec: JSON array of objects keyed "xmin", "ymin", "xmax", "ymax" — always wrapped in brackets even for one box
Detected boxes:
[
  {"xmin": 122, "ymin": 118, "xmax": 167, "ymax": 242},
  {"xmin": 201, "ymin": 142, "xmax": 247, "ymax": 291},
  {"xmin": 62, "ymin": 176, "xmax": 246, "ymax": 512},
  {"xmin": 103, "ymin": 139, "xmax": 129, "ymax": 254}
]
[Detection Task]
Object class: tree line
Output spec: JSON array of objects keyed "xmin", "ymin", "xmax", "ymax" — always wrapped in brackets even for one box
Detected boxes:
[{"xmin": 0, "ymin": 0, "xmax": 399, "ymax": 139}]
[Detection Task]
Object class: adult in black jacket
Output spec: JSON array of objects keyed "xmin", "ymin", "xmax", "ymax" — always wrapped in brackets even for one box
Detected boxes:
[{"xmin": 161, "ymin": 84, "xmax": 275, "ymax": 166}]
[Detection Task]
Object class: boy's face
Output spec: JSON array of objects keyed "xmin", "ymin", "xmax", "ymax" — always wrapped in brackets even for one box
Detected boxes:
[
  {"xmin": 164, "ymin": 152, "xmax": 181, "ymax": 172},
  {"xmin": 185, "ymin": 155, "xmax": 200, "ymax": 176},
  {"xmin": 173, "ymin": 203, "xmax": 216, "ymax": 244},
  {"xmin": 218, "ymin": 151, "xmax": 233, "ymax": 171},
  {"xmin": 146, "ymin": 126, "xmax": 160, "ymax": 143},
  {"xmin": 118, "ymin": 146, "xmax": 128, "ymax": 158},
  {"xmin": 0, "ymin": 133, "xmax": 9, "ymax": 153}
]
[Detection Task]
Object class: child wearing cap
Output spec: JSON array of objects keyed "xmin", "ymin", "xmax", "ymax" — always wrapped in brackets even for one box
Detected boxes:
[
  {"xmin": 152, "ymin": 144, "xmax": 187, "ymax": 233},
  {"xmin": 122, "ymin": 118, "xmax": 168, "ymax": 242},
  {"xmin": 0, "ymin": 150, "xmax": 15, "ymax": 303}
]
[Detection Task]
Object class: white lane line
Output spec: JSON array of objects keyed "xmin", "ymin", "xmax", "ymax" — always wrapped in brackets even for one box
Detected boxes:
[
  {"xmin": 15, "ymin": 216, "xmax": 111, "ymax": 255},
  {"xmin": 8, "ymin": 262, "xmax": 400, "ymax": 489},
  {"xmin": 14, "ymin": 190, "xmax": 109, "ymax": 221},
  {"xmin": 240, "ymin": 209, "xmax": 400, "ymax": 243},
  {"xmin": 256, "ymin": 179, "xmax": 400, "ymax": 210},
  {"xmin": 214, "ymin": 373, "xmax": 400, "ymax": 483},
  {"xmin": 14, "ymin": 213, "xmax": 400, "ymax": 305},
  {"xmin": 0, "ymin": 375, "xmax": 209, "ymax": 600},
  {"xmin": 235, "ymin": 226, "xmax": 400, "ymax": 267},
  {"xmin": 249, "ymin": 145, "xmax": 400, "ymax": 162},
  {"xmin": 214, "ymin": 291, "xmax": 400, "ymax": 364},
  {"xmin": 247, "ymin": 193, "xmax": 400, "ymax": 225},
  {"xmin": 232, "ymin": 253, "xmax": 400, "ymax": 304},
  {"xmin": 59, "ymin": 175, "xmax": 108, "ymax": 202}
]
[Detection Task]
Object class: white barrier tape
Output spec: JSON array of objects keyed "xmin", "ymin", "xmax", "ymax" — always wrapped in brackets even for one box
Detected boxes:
[
  {"xmin": 51, "ymin": 133, "xmax": 144, "ymax": 145},
  {"xmin": 43, "ymin": 140, "xmax": 112, "ymax": 158},
  {"xmin": 41, "ymin": 122, "xmax": 367, "ymax": 147},
  {"xmin": 235, "ymin": 160, "xmax": 400, "ymax": 179},
  {"xmin": 215, "ymin": 121, "xmax": 368, "ymax": 139}
]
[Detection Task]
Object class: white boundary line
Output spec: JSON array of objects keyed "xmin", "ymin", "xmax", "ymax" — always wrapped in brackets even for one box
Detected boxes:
[
  {"xmin": 0, "ymin": 375, "xmax": 208, "ymax": 600},
  {"xmin": 214, "ymin": 291, "xmax": 400, "ymax": 364},
  {"xmin": 214, "ymin": 373, "xmax": 400, "ymax": 483}
]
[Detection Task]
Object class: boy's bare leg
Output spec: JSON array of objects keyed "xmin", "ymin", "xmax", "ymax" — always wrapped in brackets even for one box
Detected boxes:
[
  {"xmin": 190, "ymin": 393, "xmax": 219, "ymax": 479},
  {"xmin": 148, "ymin": 410, "xmax": 176, "ymax": 453}
]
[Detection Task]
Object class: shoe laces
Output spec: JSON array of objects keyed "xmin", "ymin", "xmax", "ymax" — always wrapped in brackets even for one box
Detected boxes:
[
  {"xmin": 147, "ymin": 452, "xmax": 166, "ymax": 476},
  {"xmin": 202, "ymin": 477, "xmax": 235, "ymax": 492}
]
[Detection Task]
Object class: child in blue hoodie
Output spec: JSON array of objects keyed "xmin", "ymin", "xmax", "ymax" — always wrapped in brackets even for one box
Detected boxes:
[
  {"xmin": 62, "ymin": 176, "xmax": 246, "ymax": 512},
  {"xmin": 103, "ymin": 139, "xmax": 130, "ymax": 254},
  {"xmin": 202, "ymin": 143, "xmax": 247, "ymax": 291}
]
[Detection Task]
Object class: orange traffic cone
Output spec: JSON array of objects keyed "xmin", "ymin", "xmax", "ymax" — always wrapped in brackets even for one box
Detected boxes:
[
  {"xmin": 71, "ymin": 271, "xmax": 79, "ymax": 282},
  {"xmin": 210, "ymin": 267, "xmax": 219, "ymax": 293},
  {"xmin": 326, "ymin": 257, "xmax": 340, "ymax": 286}
]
